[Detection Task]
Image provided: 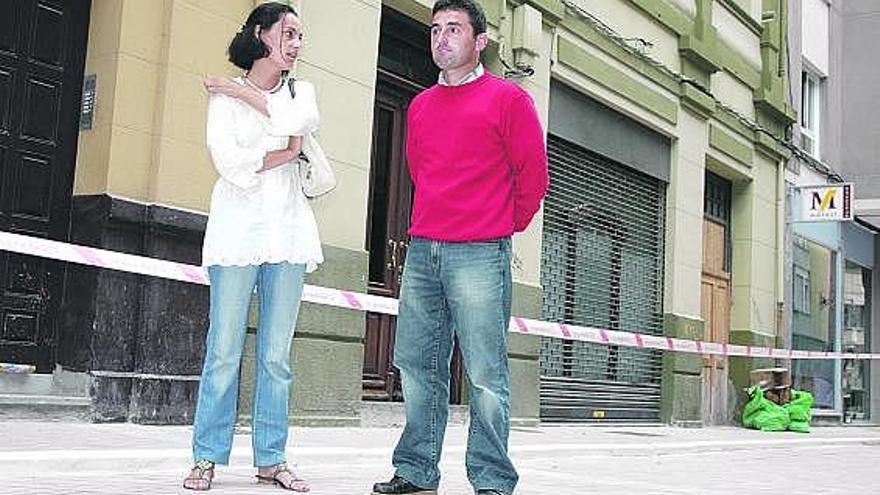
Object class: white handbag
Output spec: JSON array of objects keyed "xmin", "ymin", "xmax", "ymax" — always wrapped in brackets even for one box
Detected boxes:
[{"xmin": 299, "ymin": 132, "xmax": 336, "ymax": 198}]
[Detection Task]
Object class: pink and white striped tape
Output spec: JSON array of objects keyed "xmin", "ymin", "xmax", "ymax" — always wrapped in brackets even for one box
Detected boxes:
[
  {"xmin": 1, "ymin": 230, "xmax": 876, "ymax": 361},
  {"xmin": 0, "ymin": 362, "xmax": 36, "ymax": 374}
]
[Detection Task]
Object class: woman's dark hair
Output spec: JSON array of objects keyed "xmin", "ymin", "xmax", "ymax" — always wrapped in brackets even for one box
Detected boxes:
[
  {"xmin": 228, "ymin": 2, "xmax": 298, "ymax": 70},
  {"xmin": 432, "ymin": 0, "xmax": 486, "ymax": 36}
]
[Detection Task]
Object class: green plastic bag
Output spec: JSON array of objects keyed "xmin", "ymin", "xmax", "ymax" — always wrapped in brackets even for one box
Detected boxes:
[
  {"xmin": 742, "ymin": 386, "xmax": 790, "ymax": 431},
  {"xmin": 784, "ymin": 390, "xmax": 814, "ymax": 433}
]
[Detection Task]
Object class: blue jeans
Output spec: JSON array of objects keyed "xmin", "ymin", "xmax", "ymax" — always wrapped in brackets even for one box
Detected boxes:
[
  {"xmin": 392, "ymin": 237, "xmax": 518, "ymax": 494},
  {"xmin": 193, "ymin": 262, "xmax": 306, "ymax": 467}
]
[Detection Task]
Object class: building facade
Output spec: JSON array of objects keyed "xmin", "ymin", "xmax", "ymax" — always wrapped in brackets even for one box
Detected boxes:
[
  {"xmin": 839, "ymin": 0, "xmax": 880, "ymax": 424},
  {"xmin": 1, "ymin": 0, "xmax": 799, "ymax": 426},
  {"xmin": 784, "ymin": 0, "xmax": 878, "ymax": 423}
]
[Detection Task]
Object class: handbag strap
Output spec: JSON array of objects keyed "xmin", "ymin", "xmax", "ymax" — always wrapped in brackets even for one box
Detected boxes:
[{"xmin": 284, "ymin": 74, "xmax": 309, "ymax": 162}]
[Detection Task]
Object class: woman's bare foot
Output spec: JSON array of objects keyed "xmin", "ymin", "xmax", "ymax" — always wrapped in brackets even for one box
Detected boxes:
[
  {"xmin": 183, "ymin": 460, "xmax": 215, "ymax": 491},
  {"xmin": 256, "ymin": 462, "xmax": 310, "ymax": 492}
]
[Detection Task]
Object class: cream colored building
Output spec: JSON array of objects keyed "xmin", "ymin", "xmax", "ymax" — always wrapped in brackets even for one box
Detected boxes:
[{"xmin": 0, "ymin": 0, "xmax": 796, "ymax": 426}]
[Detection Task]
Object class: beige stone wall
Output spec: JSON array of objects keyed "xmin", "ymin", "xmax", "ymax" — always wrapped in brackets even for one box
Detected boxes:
[
  {"xmin": 74, "ymin": 0, "xmax": 121, "ymax": 196},
  {"xmin": 76, "ymin": 0, "xmax": 252, "ymax": 205},
  {"xmin": 294, "ymin": 0, "xmax": 381, "ymax": 252},
  {"xmin": 149, "ymin": 0, "xmax": 255, "ymax": 212},
  {"xmin": 76, "ymin": 0, "xmax": 382, "ymax": 255}
]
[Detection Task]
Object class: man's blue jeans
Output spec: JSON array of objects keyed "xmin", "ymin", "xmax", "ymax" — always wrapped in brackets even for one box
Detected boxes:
[
  {"xmin": 392, "ymin": 237, "xmax": 518, "ymax": 494},
  {"xmin": 193, "ymin": 262, "xmax": 305, "ymax": 467}
]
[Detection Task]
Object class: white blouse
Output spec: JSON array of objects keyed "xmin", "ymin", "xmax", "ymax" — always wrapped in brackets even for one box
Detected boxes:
[{"xmin": 201, "ymin": 77, "xmax": 324, "ymax": 272}]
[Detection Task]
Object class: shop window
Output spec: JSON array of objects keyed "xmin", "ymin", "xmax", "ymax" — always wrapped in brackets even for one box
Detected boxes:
[
  {"xmin": 843, "ymin": 262, "xmax": 871, "ymax": 421},
  {"xmin": 791, "ymin": 236, "xmax": 837, "ymax": 410}
]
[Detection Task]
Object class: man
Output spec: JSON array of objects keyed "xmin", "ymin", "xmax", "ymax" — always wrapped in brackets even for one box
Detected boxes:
[{"xmin": 372, "ymin": 1, "xmax": 548, "ymax": 494}]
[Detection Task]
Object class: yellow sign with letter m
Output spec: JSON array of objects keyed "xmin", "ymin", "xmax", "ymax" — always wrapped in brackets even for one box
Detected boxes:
[{"xmin": 799, "ymin": 184, "xmax": 853, "ymax": 222}]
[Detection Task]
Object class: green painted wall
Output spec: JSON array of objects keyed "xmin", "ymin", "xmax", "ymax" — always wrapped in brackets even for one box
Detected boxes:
[
  {"xmin": 710, "ymin": 124, "xmax": 755, "ymax": 167},
  {"xmin": 661, "ymin": 313, "xmax": 706, "ymax": 425},
  {"xmin": 509, "ymin": 282, "xmax": 543, "ymax": 426},
  {"xmin": 557, "ymin": 37, "xmax": 679, "ymax": 124}
]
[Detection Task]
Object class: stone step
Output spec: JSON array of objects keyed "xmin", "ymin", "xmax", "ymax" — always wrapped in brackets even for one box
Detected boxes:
[
  {"xmin": 0, "ymin": 367, "xmax": 90, "ymax": 396},
  {"xmin": 0, "ymin": 394, "xmax": 91, "ymax": 421},
  {"xmin": 0, "ymin": 372, "xmax": 54, "ymax": 396},
  {"xmin": 359, "ymin": 401, "xmax": 469, "ymax": 427},
  {"xmin": 0, "ymin": 367, "xmax": 92, "ymax": 421}
]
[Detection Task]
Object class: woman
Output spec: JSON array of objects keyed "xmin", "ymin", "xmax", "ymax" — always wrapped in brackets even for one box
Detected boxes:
[{"xmin": 183, "ymin": 2, "xmax": 320, "ymax": 491}]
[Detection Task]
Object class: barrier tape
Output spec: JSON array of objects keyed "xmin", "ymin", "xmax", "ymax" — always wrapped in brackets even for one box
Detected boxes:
[
  {"xmin": 0, "ymin": 363, "xmax": 36, "ymax": 374},
  {"xmin": 1, "ymin": 230, "xmax": 877, "ymax": 361}
]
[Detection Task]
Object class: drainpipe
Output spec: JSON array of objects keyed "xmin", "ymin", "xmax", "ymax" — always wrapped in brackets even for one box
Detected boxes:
[{"xmin": 776, "ymin": 158, "xmax": 787, "ymax": 349}]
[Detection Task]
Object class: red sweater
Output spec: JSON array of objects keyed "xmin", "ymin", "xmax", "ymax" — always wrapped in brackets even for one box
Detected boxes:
[{"xmin": 405, "ymin": 72, "xmax": 549, "ymax": 242}]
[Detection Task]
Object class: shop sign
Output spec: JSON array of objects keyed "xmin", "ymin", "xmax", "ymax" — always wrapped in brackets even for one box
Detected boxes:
[{"xmin": 798, "ymin": 184, "xmax": 853, "ymax": 222}]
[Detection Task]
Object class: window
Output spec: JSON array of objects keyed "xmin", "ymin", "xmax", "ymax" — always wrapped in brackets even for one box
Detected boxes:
[
  {"xmin": 801, "ymin": 70, "xmax": 822, "ymax": 158},
  {"xmin": 794, "ymin": 267, "xmax": 811, "ymax": 315},
  {"xmin": 704, "ymin": 171, "xmax": 732, "ymax": 272}
]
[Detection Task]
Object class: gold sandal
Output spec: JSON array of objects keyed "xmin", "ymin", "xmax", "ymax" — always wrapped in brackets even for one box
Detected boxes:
[{"xmin": 183, "ymin": 459, "xmax": 215, "ymax": 491}]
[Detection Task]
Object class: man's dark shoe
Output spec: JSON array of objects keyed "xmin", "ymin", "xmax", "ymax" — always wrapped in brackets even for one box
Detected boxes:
[
  {"xmin": 372, "ymin": 475, "xmax": 437, "ymax": 494},
  {"xmin": 476, "ymin": 490, "xmax": 505, "ymax": 495}
]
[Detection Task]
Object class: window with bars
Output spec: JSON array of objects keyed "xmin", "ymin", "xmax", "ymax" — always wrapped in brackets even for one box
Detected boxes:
[
  {"xmin": 539, "ymin": 135, "xmax": 667, "ymax": 422},
  {"xmin": 704, "ymin": 171, "xmax": 732, "ymax": 272}
]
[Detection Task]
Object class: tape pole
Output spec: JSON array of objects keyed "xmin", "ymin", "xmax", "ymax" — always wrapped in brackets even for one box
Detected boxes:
[{"xmin": 1, "ymin": 230, "xmax": 877, "ymax": 361}]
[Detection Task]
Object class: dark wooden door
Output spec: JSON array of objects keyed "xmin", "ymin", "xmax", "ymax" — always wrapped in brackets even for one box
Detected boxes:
[
  {"xmin": 0, "ymin": 0, "xmax": 91, "ymax": 371},
  {"xmin": 362, "ymin": 71, "xmax": 466, "ymax": 403},
  {"xmin": 362, "ymin": 73, "xmax": 416, "ymax": 401}
]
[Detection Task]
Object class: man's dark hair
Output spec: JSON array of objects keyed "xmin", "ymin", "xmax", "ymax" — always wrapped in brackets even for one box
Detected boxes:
[
  {"xmin": 432, "ymin": 0, "xmax": 487, "ymax": 36},
  {"xmin": 228, "ymin": 2, "xmax": 298, "ymax": 70}
]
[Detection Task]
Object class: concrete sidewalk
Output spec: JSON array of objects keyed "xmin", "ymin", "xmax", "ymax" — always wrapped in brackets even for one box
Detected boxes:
[{"xmin": 1, "ymin": 421, "xmax": 879, "ymax": 494}]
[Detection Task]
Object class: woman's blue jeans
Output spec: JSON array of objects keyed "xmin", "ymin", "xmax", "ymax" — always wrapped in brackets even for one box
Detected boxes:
[
  {"xmin": 192, "ymin": 262, "xmax": 306, "ymax": 467},
  {"xmin": 392, "ymin": 237, "xmax": 518, "ymax": 494}
]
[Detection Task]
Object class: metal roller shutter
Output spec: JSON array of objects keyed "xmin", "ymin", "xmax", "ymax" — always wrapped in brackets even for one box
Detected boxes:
[{"xmin": 540, "ymin": 134, "xmax": 667, "ymax": 423}]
